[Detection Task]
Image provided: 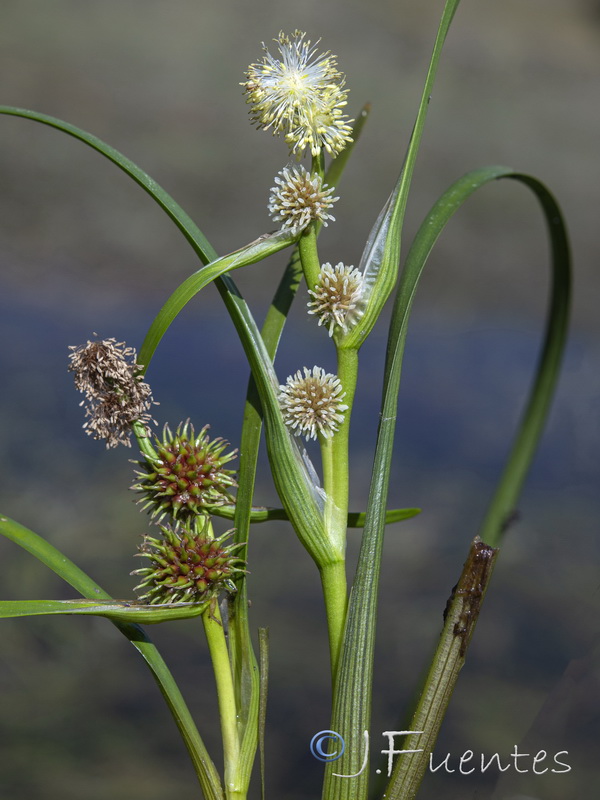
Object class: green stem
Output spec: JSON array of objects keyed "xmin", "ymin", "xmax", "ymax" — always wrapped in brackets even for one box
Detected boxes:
[
  {"xmin": 329, "ymin": 347, "xmax": 359, "ymax": 549},
  {"xmin": 312, "ymin": 151, "xmax": 325, "ymax": 181},
  {"xmin": 318, "ymin": 347, "xmax": 359, "ymax": 677},
  {"xmin": 202, "ymin": 600, "xmax": 242, "ymax": 800},
  {"xmin": 319, "ymin": 559, "xmax": 348, "ymax": 679},
  {"xmin": 317, "ymin": 437, "xmax": 348, "ymax": 676},
  {"xmin": 132, "ymin": 419, "xmax": 158, "ymax": 460},
  {"xmin": 297, "ymin": 225, "xmax": 321, "ymax": 291},
  {"xmin": 199, "ymin": 519, "xmax": 243, "ymax": 800}
]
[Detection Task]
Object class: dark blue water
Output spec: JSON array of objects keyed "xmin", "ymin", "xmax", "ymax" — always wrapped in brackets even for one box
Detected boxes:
[{"xmin": 0, "ymin": 284, "xmax": 594, "ymax": 498}]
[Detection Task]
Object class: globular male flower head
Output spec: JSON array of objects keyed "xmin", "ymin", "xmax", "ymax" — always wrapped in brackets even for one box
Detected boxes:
[
  {"xmin": 133, "ymin": 422, "xmax": 237, "ymax": 522},
  {"xmin": 132, "ymin": 517, "xmax": 245, "ymax": 605},
  {"xmin": 307, "ymin": 262, "xmax": 365, "ymax": 336},
  {"xmin": 268, "ymin": 165, "xmax": 338, "ymax": 234},
  {"xmin": 279, "ymin": 366, "xmax": 348, "ymax": 440},
  {"xmin": 243, "ymin": 30, "xmax": 353, "ymax": 157},
  {"xmin": 68, "ymin": 337, "xmax": 156, "ymax": 448}
]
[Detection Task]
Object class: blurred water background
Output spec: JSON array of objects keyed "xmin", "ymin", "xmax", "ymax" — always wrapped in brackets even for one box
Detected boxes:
[{"xmin": 1, "ymin": 1, "xmax": 599, "ymax": 798}]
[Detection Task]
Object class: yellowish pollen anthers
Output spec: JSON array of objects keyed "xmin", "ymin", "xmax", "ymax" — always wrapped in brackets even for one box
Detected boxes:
[
  {"xmin": 307, "ymin": 262, "xmax": 365, "ymax": 336},
  {"xmin": 243, "ymin": 30, "xmax": 353, "ymax": 157},
  {"xmin": 278, "ymin": 366, "xmax": 348, "ymax": 440},
  {"xmin": 268, "ymin": 165, "xmax": 338, "ymax": 233}
]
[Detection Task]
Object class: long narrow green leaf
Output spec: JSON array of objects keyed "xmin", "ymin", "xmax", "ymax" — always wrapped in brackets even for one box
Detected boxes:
[
  {"xmin": 378, "ymin": 166, "xmax": 570, "ymax": 800},
  {"xmin": 258, "ymin": 628, "xmax": 269, "ymax": 800},
  {"xmin": 477, "ymin": 174, "xmax": 571, "ymax": 545},
  {"xmin": 325, "ymin": 162, "xmax": 570, "ymax": 800},
  {"xmin": 216, "ymin": 281, "xmax": 333, "ymax": 566},
  {"xmin": 137, "ymin": 229, "xmax": 297, "ymax": 371},
  {"xmin": 380, "ymin": 170, "xmax": 570, "ymax": 800},
  {"xmin": 322, "ymin": 5, "xmax": 464, "ymax": 800},
  {"xmin": 383, "ymin": 167, "xmax": 571, "ymax": 546},
  {"xmin": 227, "ymin": 249, "xmax": 304, "ymax": 792},
  {"xmin": 0, "ymin": 104, "xmax": 329, "ymax": 575},
  {"xmin": 341, "ymin": 1, "xmax": 461, "ymax": 351},
  {"xmin": 0, "ymin": 513, "xmax": 223, "ymax": 800},
  {"xmin": 211, "ymin": 504, "xmax": 421, "ymax": 526},
  {"xmin": 0, "ymin": 513, "xmax": 112, "ymax": 600},
  {"xmin": 0, "ymin": 104, "xmax": 334, "ymax": 570},
  {"xmin": 0, "ymin": 598, "xmax": 209, "ymax": 623}
]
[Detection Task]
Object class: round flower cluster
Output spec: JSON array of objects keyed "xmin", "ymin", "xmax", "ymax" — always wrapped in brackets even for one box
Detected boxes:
[
  {"xmin": 268, "ymin": 165, "xmax": 338, "ymax": 234},
  {"xmin": 133, "ymin": 422, "xmax": 237, "ymax": 522},
  {"xmin": 278, "ymin": 366, "xmax": 348, "ymax": 440},
  {"xmin": 307, "ymin": 262, "xmax": 365, "ymax": 336},
  {"xmin": 132, "ymin": 518, "xmax": 245, "ymax": 605},
  {"xmin": 68, "ymin": 337, "xmax": 156, "ymax": 448},
  {"xmin": 243, "ymin": 30, "xmax": 353, "ymax": 157}
]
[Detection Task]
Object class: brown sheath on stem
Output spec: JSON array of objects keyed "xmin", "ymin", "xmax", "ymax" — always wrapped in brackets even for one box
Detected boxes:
[{"xmin": 386, "ymin": 536, "xmax": 500, "ymax": 800}]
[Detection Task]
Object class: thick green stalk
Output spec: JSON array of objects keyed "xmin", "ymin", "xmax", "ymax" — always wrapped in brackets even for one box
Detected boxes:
[
  {"xmin": 312, "ymin": 150, "xmax": 326, "ymax": 181},
  {"xmin": 319, "ymin": 559, "xmax": 348, "ymax": 679},
  {"xmin": 202, "ymin": 601, "xmax": 242, "ymax": 800},
  {"xmin": 318, "ymin": 342, "xmax": 359, "ymax": 676},
  {"xmin": 132, "ymin": 420, "xmax": 158, "ymax": 460},
  {"xmin": 327, "ymin": 347, "xmax": 359, "ymax": 552},
  {"xmin": 297, "ymin": 225, "xmax": 321, "ymax": 292}
]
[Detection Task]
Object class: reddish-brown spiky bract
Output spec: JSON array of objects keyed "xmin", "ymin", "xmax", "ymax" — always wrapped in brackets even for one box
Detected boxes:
[
  {"xmin": 132, "ymin": 517, "xmax": 245, "ymax": 605},
  {"xmin": 133, "ymin": 421, "xmax": 237, "ymax": 523}
]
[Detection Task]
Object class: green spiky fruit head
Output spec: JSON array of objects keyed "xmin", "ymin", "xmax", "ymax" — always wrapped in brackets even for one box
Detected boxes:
[
  {"xmin": 133, "ymin": 421, "xmax": 237, "ymax": 522},
  {"xmin": 132, "ymin": 516, "xmax": 245, "ymax": 605}
]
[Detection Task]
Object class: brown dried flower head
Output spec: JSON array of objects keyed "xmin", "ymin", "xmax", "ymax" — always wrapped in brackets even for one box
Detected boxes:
[{"xmin": 68, "ymin": 337, "xmax": 156, "ymax": 448}]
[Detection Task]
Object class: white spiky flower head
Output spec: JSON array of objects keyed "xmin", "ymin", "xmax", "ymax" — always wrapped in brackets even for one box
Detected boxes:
[
  {"xmin": 243, "ymin": 30, "xmax": 353, "ymax": 157},
  {"xmin": 307, "ymin": 262, "xmax": 365, "ymax": 336},
  {"xmin": 268, "ymin": 165, "xmax": 338, "ymax": 233},
  {"xmin": 278, "ymin": 366, "xmax": 348, "ymax": 440}
]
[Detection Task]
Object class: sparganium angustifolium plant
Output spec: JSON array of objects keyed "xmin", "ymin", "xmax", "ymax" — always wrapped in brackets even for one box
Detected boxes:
[{"xmin": 0, "ymin": 5, "xmax": 572, "ymax": 800}]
